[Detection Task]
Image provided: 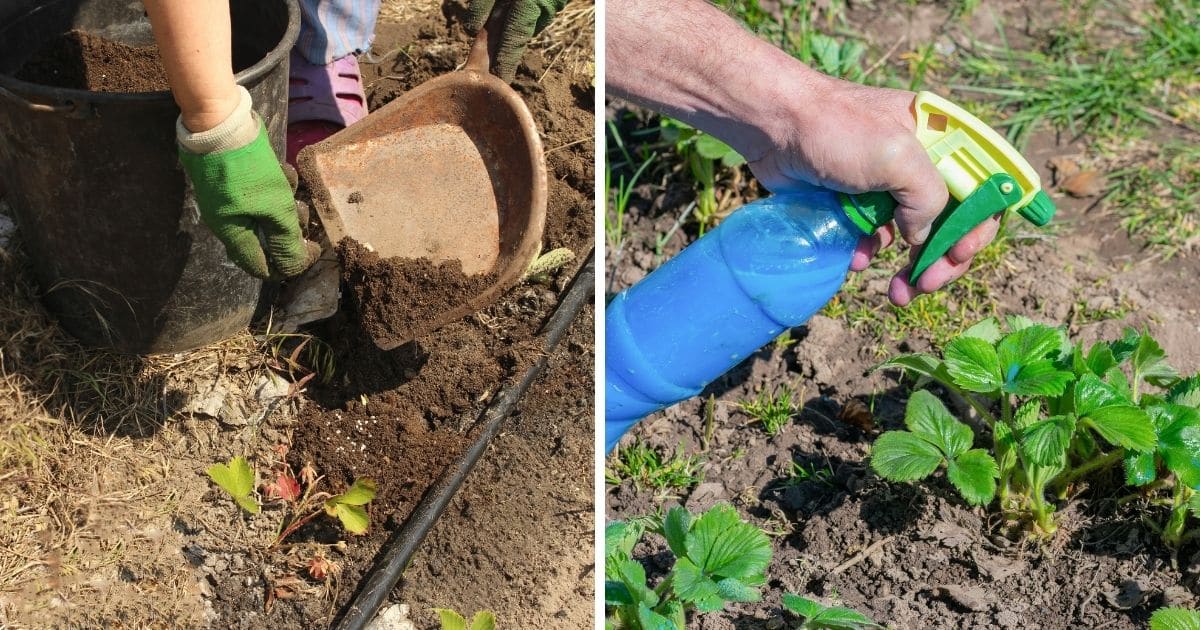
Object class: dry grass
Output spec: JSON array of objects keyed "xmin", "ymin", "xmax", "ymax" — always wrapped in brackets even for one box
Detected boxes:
[
  {"xmin": 532, "ymin": 0, "xmax": 596, "ymax": 81},
  {"xmin": 379, "ymin": 0, "xmax": 441, "ymax": 24},
  {"xmin": 0, "ymin": 206, "xmax": 283, "ymax": 626}
]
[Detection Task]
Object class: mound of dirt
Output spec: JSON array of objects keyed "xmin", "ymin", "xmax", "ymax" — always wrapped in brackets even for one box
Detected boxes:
[
  {"xmin": 337, "ymin": 239, "xmax": 500, "ymax": 348},
  {"xmin": 15, "ymin": 30, "xmax": 168, "ymax": 92}
]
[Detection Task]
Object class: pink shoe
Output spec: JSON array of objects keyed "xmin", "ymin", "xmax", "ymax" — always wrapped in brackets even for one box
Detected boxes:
[{"xmin": 286, "ymin": 50, "xmax": 368, "ymax": 166}]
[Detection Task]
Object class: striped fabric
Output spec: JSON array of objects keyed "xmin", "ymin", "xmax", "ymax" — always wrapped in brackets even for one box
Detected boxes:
[{"xmin": 295, "ymin": 0, "xmax": 381, "ymax": 64}]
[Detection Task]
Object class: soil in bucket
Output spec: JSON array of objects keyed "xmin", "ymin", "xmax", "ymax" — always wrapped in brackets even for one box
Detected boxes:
[{"xmin": 15, "ymin": 30, "xmax": 169, "ymax": 92}]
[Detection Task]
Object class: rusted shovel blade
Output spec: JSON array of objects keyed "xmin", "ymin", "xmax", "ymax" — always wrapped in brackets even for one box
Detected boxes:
[{"xmin": 297, "ymin": 29, "xmax": 547, "ymax": 350}]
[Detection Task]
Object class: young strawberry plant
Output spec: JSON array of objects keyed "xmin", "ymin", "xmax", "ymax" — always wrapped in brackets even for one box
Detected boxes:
[
  {"xmin": 605, "ymin": 504, "xmax": 771, "ymax": 629},
  {"xmin": 659, "ymin": 117, "xmax": 745, "ymax": 234},
  {"xmin": 206, "ymin": 451, "xmax": 377, "ymax": 548},
  {"xmin": 782, "ymin": 594, "xmax": 880, "ymax": 630},
  {"xmin": 871, "ymin": 317, "xmax": 1200, "ymax": 541}
]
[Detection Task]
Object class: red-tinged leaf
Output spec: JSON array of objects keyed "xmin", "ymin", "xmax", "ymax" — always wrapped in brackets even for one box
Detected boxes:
[{"xmin": 265, "ymin": 473, "xmax": 302, "ymax": 502}]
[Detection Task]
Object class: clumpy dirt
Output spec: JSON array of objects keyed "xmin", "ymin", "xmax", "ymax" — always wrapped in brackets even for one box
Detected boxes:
[
  {"xmin": 338, "ymin": 238, "xmax": 500, "ymax": 348},
  {"xmin": 605, "ymin": 4, "xmax": 1199, "ymax": 629},
  {"xmin": 15, "ymin": 30, "xmax": 169, "ymax": 92}
]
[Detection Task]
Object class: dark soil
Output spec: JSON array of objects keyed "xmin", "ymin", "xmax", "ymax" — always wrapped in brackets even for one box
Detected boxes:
[
  {"xmin": 198, "ymin": 3, "xmax": 595, "ymax": 629},
  {"xmin": 605, "ymin": 4, "xmax": 1200, "ymax": 629},
  {"xmin": 15, "ymin": 30, "xmax": 169, "ymax": 92},
  {"xmin": 337, "ymin": 238, "xmax": 500, "ymax": 348}
]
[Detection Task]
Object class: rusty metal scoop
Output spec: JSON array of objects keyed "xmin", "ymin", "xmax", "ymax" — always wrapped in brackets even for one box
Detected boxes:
[{"xmin": 298, "ymin": 27, "xmax": 548, "ymax": 350}]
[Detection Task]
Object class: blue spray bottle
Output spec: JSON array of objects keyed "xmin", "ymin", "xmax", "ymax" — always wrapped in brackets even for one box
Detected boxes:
[{"xmin": 605, "ymin": 92, "xmax": 1057, "ymax": 452}]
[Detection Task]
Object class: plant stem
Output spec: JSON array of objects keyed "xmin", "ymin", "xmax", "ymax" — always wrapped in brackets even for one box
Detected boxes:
[
  {"xmin": 1053, "ymin": 450, "xmax": 1123, "ymax": 492},
  {"xmin": 270, "ymin": 508, "xmax": 325, "ymax": 549},
  {"xmin": 1163, "ymin": 484, "xmax": 1194, "ymax": 548}
]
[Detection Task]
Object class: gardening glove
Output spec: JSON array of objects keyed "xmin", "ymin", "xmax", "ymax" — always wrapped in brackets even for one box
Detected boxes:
[
  {"xmin": 467, "ymin": 0, "xmax": 568, "ymax": 82},
  {"xmin": 177, "ymin": 85, "xmax": 320, "ymax": 279}
]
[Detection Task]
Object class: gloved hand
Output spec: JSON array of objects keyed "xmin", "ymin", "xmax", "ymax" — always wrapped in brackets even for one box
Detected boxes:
[
  {"xmin": 467, "ymin": 0, "xmax": 568, "ymax": 82},
  {"xmin": 177, "ymin": 86, "xmax": 320, "ymax": 279}
]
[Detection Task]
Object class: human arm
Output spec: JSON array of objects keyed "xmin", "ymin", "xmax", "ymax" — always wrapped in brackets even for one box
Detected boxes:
[
  {"xmin": 607, "ymin": 0, "xmax": 1000, "ymax": 306},
  {"xmin": 143, "ymin": 0, "xmax": 316, "ymax": 278}
]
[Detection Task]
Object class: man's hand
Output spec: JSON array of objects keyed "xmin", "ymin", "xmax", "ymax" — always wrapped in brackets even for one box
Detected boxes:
[
  {"xmin": 177, "ymin": 87, "xmax": 319, "ymax": 279},
  {"xmin": 608, "ymin": 0, "xmax": 1003, "ymax": 307},
  {"xmin": 744, "ymin": 79, "xmax": 1001, "ymax": 306},
  {"xmin": 467, "ymin": 0, "xmax": 568, "ymax": 82}
]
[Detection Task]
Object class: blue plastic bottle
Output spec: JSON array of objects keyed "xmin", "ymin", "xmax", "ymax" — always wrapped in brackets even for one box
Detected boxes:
[{"xmin": 605, "ymin": 191, "xmax": 864, "ymax": 451}]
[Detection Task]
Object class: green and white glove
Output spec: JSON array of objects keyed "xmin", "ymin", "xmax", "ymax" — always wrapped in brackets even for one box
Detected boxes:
[
  {"xmin": 467, "ymin": 0, "xmax": 569, "ymax": 82},
  {"xmin": 177, "ymin": 86, "xmax": 319, "ymax": 279}
]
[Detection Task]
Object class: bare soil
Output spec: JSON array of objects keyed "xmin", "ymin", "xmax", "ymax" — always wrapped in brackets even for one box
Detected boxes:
[
  {"xmin": 15, "ymin": 30, "xmax": 169, "ymax": 92},
  {"xmin": 605, "ymin": 4, "xmax": 1199, "ymax": 629}
]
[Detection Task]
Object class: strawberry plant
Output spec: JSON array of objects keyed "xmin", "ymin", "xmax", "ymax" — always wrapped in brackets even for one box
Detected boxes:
[
  {"xmin": 206, "ymin": 451, "xmax": 377, "ymax": 547},
  {"xmin": 659, "ymin": 118, "xmax": 745, "ymax": 234},
  {"xmin": 871, "ymin": 317, "xmax": 1200, "ymax": 542},
  {"xmin": 782, "ymin": 594, "xmax": 880, "ymax": 630},
  {"xmin": 605, "ymin": 504, "xmax": 771, "ymax": 629}
]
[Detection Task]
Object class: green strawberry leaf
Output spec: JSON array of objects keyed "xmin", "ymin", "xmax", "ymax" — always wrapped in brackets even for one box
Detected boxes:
[
  {"xmin": 873, "ymin": 353, "xmax": 954, "ymax": 389},
  {"xmin": 605, "ymin": 520, "xmax": 644, "ymax": 567},
  {"xmin": 1085, "ymin": 405, "xmax": 1157, "ymax": 452},
  {"xmin": 435, "ymin": 608, "xmax": 468, "ymax": 630},
  {"xmin": 1013, "ymin": 399, "xmax": 1042, "ymax": 430},
  {"xmin": 1084, "ymin": 342, "xmax": 1118, "ymax": 376},
  {"xmin": 1168, "ymin": 376, "xmax": 1200, "ymax": 407},
  {"xmin": 997, "ymin": 324, "xmax": 1065, "ymax": 368},
  {"xmin": 1190, "ymin": 494, "xmax": 1200, "ymax": 518},
  {"xmin": 469, "ymin": 611, "xmax": 496, "ymax": 630},
  {"xmin": 610, "ymin": 558, "xmax": 657, "ymax": 608},
  {"xmin": 1106, "ymin": 366, "xmax": 1132, "ymax": 399},
  {"xmin": 811, "ymin": 607, "xmax": 883, "ymax": 629},
  {"xmin": 1158, "ymin": 405, "xmax": 1200, "ymax": 488},
  {"xmin": 944, "ymin": 336, "xmax": 1004, "ymax": 394},
  {"xmin": 1005, "ymin": 315, "xmax": 1038, "ymax": 332},
  {"xmin": 904, "ymin": 390, "xmax": 973, "ymax": 458},
  {"xmin": 871, "ymin": 431, "xmax": 944, "ymax": 481},
  {"xmin": 330, "ymin": 503, "xmax": 369, "ymax": 535},
  {"xmin": 206, "ymin": 456, "xmax": 260, "ymax": 515},
  {"xmin": 1133, "ymin": 333, "xmax": 1180, "ymax": 387},
  {"xmin": 327, "ymin": 478, "xmax": 377, "ymax": 506},
  {"xmin": 636, "ymin": 603, "xmax": 679, "ymax": 630},
  {"xmin": 683, "ymin": 504, "xmax": 772, "ymax": 581},
  {"xmin": 961, "ymin": 317, "xmax": 1002, "ymax": 344},
  {"xmin": 1074, "ymin": 373, "xmax": 1129, "ymax": 416},
  {"xmin": 715, "ymin": 577, "xmax": 761, "ymax": 603},
  {"xmin": 1149, "ymin": 607, "xmax": 1200, "ymax": 630},
  {"xmin": 1003, "ymin": 360, "xmax": 1073, "ymax": 397},
  {"xmin": 947, "ymin": 449, "xmax": 998, "ymax": 506},
  {"xmin": 1124, "ymin": 450, "xmax": 1158, "ymax": 486},
  {"xmin": 694, "ymin": 133, "xmax": 742, "ymax": 163},
  {"xmin": 673, "ymin": 557, "xmax": 724, "ymax": 611},
  {"xmin": 1109, "ymin": 328, "xmax": 1141, "ymax": 363},
  {"xmin": 322, "ymin": 478, "xmax": 376, "ymax": 535},
  {"xmin": 1019, "ymin": 415, "xmax": 1076, "ymax": 467},
  {"xmin": 781, "ymin": 593, "xmax": 825, "ymax": 619},
  {"xmin": 661, "ymin": 507, "xmax": 691, "ymax": 560}
]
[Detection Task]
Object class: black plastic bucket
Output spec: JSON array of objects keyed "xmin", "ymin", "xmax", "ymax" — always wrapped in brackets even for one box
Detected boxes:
[{"xmin": 0, "ymin": 0, "xmax": 299, "ymax": 354}]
